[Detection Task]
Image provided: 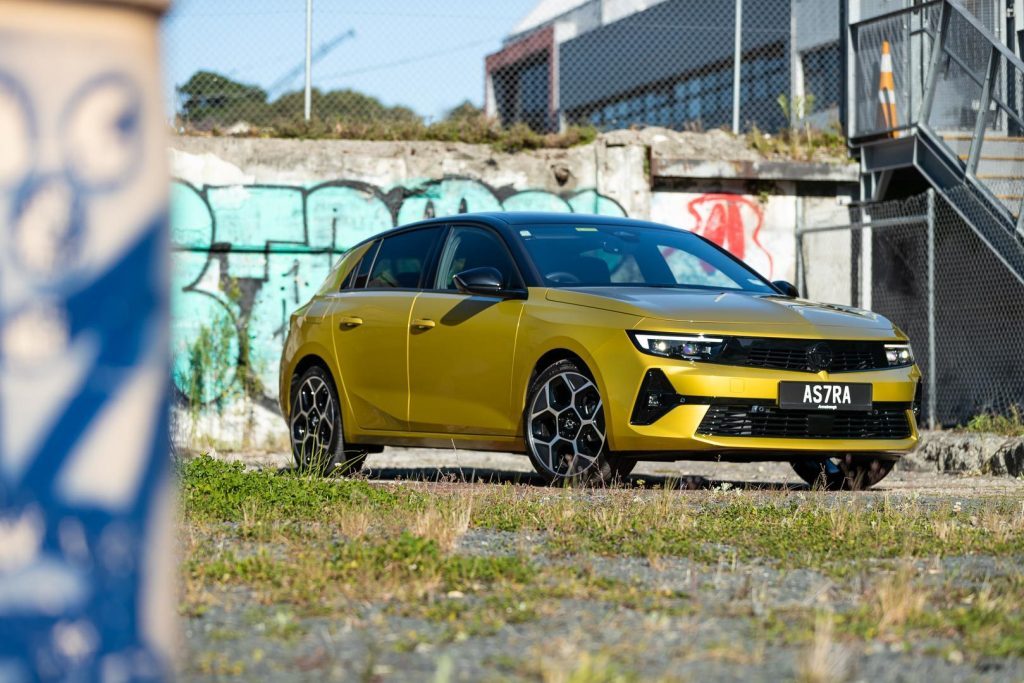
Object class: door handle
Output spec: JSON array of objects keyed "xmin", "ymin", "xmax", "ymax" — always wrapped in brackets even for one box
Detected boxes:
[
  {"xmin": 411, "ymin": 318, "xmax": 436, "ymax": 330},
  {"xmin": 338, "ymin": 316, "xmax": 363, "ymax": 328}
]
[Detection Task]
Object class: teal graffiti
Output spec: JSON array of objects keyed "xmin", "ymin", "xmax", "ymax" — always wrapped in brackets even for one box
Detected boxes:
[{"xmin": 171, "ymin": 176, "xmax": 627, "ymax": 403}]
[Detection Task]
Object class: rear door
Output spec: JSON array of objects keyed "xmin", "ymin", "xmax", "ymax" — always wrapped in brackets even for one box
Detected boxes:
[
  {"xmin": 407, "ymin": 224, "xmax": 526, "ymax": 435},
  {"xmin": 330, "ymin": 227, "xmax": 444, "ymax": 431}
]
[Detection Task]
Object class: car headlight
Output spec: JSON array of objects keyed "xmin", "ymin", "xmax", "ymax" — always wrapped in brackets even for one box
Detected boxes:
[
  {"xmin": 884, "ymin": 343, "xmax": 914, "ymax": 367},
  {"xmin": 628, "ymin": 331, "xmax": 725, "ymax": 361}
]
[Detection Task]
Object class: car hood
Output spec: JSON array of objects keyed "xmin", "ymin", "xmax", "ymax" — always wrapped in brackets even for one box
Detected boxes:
[{"xmin": 545, "ymin": 287, "xmax": 898, "ymax": 335}]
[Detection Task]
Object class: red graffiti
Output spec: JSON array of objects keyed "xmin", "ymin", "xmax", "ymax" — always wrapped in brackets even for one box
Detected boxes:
[{"xmin": 686, "ymin": 193, "xmax": 773, "ymax": 278}]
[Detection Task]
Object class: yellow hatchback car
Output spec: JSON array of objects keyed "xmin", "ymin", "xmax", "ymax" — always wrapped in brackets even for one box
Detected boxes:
[{"xmin": 279, "ymin": 213, "xmax": 921, "ymax": 490}]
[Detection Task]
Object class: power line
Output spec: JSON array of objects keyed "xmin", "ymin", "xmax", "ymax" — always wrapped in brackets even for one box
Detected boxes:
[{"xmin": 318, "ymin": 37, "xmax": 500, "ymax": 82}]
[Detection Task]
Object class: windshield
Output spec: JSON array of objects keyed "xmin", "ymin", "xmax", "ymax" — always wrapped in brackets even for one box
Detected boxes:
[{"xmin": 517, "ymin": 224, "xmax": 776, "ymax": 293}]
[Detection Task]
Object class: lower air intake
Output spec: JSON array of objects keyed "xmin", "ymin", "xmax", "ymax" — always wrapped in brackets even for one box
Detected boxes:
[{"xmin": 697, "ymin": 404, "xmax": 912, "ymax": 439}]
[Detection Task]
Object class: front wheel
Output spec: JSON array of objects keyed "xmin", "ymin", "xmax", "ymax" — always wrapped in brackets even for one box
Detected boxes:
[
  {"xmin": 790, "ymin": 454, "xmax": 895, "ymax": 491},
  {"xmin": 289, "ymin": 365, "xmax": 366, "ymax": 476},
  {"xmin": 524, "ymin": 359, "xmax": 619, "ymax": 486}
]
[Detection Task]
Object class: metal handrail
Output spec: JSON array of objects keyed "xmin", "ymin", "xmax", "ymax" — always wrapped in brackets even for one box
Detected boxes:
[
  {"xmin": 916, "ymin": 1, "xmax": 1024, "ymax": 228},
  {"xmin": 851, "ymin": 0, "xmax": 1024, "ymax": 229},
  {"xmin": 847, "ymin": 1, "xmax": 941, "ymax": 140},
  {"xmin": 848, "ymin": 0, "xmax": 941, "ymax": 28}
]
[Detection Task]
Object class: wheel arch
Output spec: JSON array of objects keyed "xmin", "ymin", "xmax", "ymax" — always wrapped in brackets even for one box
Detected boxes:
[
  {"xmin": 517, "ymin": 341, "xmax": 611, "ymax": 437},
  {"xmin": 286, "ymin": 353, "xmax": 337, "ymax": 420}
]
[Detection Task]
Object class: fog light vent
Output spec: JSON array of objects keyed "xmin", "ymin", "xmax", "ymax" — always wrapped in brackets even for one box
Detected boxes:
[{"xmin": 630, "ymin": 369, "xmax": 684, "ymax": 425}]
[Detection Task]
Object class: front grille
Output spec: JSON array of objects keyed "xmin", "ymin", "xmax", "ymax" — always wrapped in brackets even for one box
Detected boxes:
[
  {"xmin": 719, "ymin": 339, "xmax": 888, "ymax": 373},
  {"xmin": 698, "ymin": 404, "xmax": 912, "ymax": 439}
]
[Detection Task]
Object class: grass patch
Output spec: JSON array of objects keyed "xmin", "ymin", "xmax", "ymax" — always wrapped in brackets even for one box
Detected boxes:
[
  {"xmin": 179, "ymin": 462, "xmax": 1024, "ymax": 669},
  {"xmin": 187, "ymin": 115, "xmax": 599, "ymax": 154},
  {"xmin": 185, "ymin": 532, "xmax": 535, "ymax": 614},
  {"xmin": 835, "ymin": 571, "xmax": 1024, "ymax": 659},
  {"xmin": 471, "ymin": 487, "xmax": 1024, "ymax": 572},
  {"xmin": 966, "ymin": 405, "xmax": 1024, "ymax": 436},
  {"xmin": 178, "ymin": 455, "xmax": 409, "ymax": 523}
]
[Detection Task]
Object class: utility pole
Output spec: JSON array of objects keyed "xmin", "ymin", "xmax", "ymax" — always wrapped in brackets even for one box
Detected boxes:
[
  {"xmin": 304, "ymin": 0, "xmax": 313, "ymax": 120},
  {"xmin": 731, "ymin": 0, "xmax": 742, "ymax": 134}
]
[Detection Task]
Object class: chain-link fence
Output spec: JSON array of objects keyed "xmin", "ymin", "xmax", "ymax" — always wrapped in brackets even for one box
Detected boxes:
[
  {"xmin": 799, "ymin": 189, "xmax": 1024, "ymax": 428},
  {"xmin": 163, "ymin": 0, "xmax": 842, "ymax": 137}
]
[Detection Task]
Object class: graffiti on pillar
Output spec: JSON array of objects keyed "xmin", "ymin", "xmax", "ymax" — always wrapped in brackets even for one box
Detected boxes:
[
  {"xmin": 0, "ymin": 63, "xmax": 170, "ymax": 677},
  {"xmin": 171, "ymin": 177, "xmax": 627, "ymax": 406},
  {"xmin": 686, "ymin": 193, "xmax": 774, "ymax": 278}
]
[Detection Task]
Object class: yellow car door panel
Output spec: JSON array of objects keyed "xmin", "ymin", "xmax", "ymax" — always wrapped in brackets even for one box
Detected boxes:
[
  {"xmin": 408, "ymin": 225, "xmax": 526, "ymax": 435},
  {"xmin": 330, "ymin": 290, "xmax": 416, "ymax": 431},
  {"xmin": 329, "ymin": 226, "xmax": 444, "ymax": 431},
  {"xmin": 408, "ymin": 292, "xmax": 524, "ymax": 435}
]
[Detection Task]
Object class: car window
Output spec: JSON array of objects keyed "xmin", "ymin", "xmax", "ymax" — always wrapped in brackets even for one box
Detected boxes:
[
  {"xmin": 366, "ymin": 228, "xmax": 442, "ymax": 289},
  {"xmin": 435, "ymin": 226, "xmax": 522, "ymax": 290},
  {"xmin": 346, "ymin": 240, "xmax": 380, "ymax": 289},
  {"xmin": 658, "ymin": 245, "xmax": 740, "ymax": 289},
  {"xmin": 339, "ymin": 242, "xmax": 372, "ymax": 290},
  {"xmin": 518, "ymin": 225, "xmax": 775, "ymax": 293}
]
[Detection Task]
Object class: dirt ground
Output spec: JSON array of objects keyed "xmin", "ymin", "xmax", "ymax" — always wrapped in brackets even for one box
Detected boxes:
[{"xmin": 181, "ymin": 449, "xmax": 1024, "ymax": 682}]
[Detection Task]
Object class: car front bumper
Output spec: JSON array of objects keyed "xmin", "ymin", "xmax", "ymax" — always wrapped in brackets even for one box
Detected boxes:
[{"xmin": 600, "ymin": 347, "xmax": 921, "ymax": 457}]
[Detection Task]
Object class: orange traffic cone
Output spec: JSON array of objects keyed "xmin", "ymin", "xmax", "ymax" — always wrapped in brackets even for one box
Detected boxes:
[{"xmin": 879, "ymin": 40, "xmax": 898, "ymax": 136}]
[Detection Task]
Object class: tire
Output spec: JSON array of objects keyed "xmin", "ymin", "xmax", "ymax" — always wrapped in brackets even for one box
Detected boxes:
[
  {"xmin": 289, "ymin": 365, "xmax": 366, "ymax": 476},
  {"xmin": 524, "ymin": 359, "xmax": 617, "ymax": 486},
  {"xmin": 790, "ymin": 454, "xmax": 896, "ymax": 491},
  {"xmin": 611, "ymin": 457, "xmax": 637, "ymax": 481}
]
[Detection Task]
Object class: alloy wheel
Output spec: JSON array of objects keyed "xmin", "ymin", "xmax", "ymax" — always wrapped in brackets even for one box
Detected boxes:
[
  {"xmin": 527, "ymin": 371, "xmax": 606, "ymax": 478},
  {"xmin": 290, "ymin": 374, "xmax": 336, "ymax": 467}
]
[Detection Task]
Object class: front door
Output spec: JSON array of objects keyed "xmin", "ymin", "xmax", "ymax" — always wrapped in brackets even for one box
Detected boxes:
[
  {"xmin": 408, "ymin": 225, "xmax": 526, "ymax": 435},
  {"xmin": 330, "ymin": 227, "xmax": 443, "ymax": 431}
]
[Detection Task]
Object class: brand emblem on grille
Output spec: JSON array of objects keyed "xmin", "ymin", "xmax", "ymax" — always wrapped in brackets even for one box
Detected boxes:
[{"xmin": 807, "ymin": 343, "xmax": 833, "ymax": 372}]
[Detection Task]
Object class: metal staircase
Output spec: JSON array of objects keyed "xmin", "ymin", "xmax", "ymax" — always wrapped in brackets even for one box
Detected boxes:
[{"xmin": 848, "ymin": 0, "xmax": 1024, "ymax": 286}]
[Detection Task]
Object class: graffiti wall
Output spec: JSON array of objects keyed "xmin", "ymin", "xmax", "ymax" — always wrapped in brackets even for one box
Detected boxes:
[
  {"xmin": 649, "ymin": 188, "xmax": 797, "ymax": 282},
  {"xmin": 169, "ymin": 140, "xmax": 848, "ymax": 442},
  {"xmin": 171, "ymin": 177, "xmax": 627, "ymax": 406}
]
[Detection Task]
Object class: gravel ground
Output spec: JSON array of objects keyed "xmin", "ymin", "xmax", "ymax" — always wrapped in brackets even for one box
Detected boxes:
[{"xmin": 183, "ymin": 448, "xmax": 1024, "ymax": 682}]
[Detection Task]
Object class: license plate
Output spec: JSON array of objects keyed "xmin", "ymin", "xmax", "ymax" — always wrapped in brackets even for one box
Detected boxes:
[{"xmin": 778, "ymin": 382, "xmax": 871, "ymax": 412}]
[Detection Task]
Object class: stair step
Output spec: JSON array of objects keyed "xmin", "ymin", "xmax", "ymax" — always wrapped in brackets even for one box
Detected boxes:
[
  {"xmin": 959, "ymin": 154, "xmax": 1024, "ymax": 161},
  {"xmin": 943, "ymin": 133, "xmax": 1024, "ymax": 142},
  {"xmin": 946, "ymin": 135, "xmax": 1024, "ymax": 157}
]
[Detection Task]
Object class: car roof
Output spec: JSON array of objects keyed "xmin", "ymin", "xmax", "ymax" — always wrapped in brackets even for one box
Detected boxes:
[
  {"xmin": 390, "ymin": 211, "xmax": 673, "ymax": 232},
  {"xmin": 342, "ymin": 212, "xmax": 689, "ymax": 255}
]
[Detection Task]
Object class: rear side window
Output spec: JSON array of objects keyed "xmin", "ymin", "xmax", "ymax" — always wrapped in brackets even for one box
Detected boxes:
[
  {"xmin": 339, "ymin": 243, "xmax": 371, "ymax": 289},
  {"xmin": 343, "ymin": 240, "xmax": 380, "ymax": 289},
  {"xmin": 367, "ymin": 228, "xmax": 443, "ymax": 289}
]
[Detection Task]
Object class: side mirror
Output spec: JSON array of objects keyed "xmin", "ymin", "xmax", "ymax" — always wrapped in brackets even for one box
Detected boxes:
[
  {"xmin": 453, "ymin": 267, "xmax": 504, "ymax": 295},
  {"xmin": 772, "ymin": 280, "xmax": 799, "ymax": 298}
]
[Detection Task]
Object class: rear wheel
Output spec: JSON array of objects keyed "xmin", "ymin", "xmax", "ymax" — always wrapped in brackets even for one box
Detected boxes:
[
  {"xmin": 790, "ymin": 454, "xmax": 895, "ymax": 491},
  {"xmin": 289, "ymin": 365, "xmax": 366, "ymax": 476},
  {"xmin": 525, "ymin": 359, "xmax": 623, "ymax": 486}
]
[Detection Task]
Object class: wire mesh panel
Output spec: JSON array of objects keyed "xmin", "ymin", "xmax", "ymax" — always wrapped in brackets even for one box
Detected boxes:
[
  {"xmin": 800, "ymin": 190, "xmax": 1024, "ymax": 427},
  {"xmin": 850, "ymin": 2, "xmax": 939, "ymax": 138},
  {"xmin": 163, "ymin": 0, "xmax": 843, "ymax": 137},
  {"xmin": 930, "ymin": 193, "xmax": 1024, "ymax": 423},
  {"xmin": 866, "ymin": 196, "xmax": 933, "ymax": 418}
]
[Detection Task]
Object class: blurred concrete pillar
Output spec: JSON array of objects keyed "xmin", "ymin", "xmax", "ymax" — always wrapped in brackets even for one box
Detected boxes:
[{"xmin": 0, "ymin": 0, "xmax": 174, "ymax": 679}]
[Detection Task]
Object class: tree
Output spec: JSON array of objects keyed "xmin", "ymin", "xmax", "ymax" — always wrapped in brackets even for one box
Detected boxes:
[
  {"xmin": 268, "ymin": 87, "xmax": 420, "ymax": 125},
  {"xmin": 176, "ymin": 71, "xmax": 268, "ymax": 127},
  {"xmin": 175, "ymin": 70, "xmax": 425, "ymax": 130},
  {"xmin": 445, "ymin": 100, "xmax": 483, "ymax": 121}
]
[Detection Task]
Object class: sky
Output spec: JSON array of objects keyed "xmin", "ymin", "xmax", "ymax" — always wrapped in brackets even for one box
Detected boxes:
[{"xmin": 161, "ymin": 0, "xmax": 538, "ymax": 121}]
